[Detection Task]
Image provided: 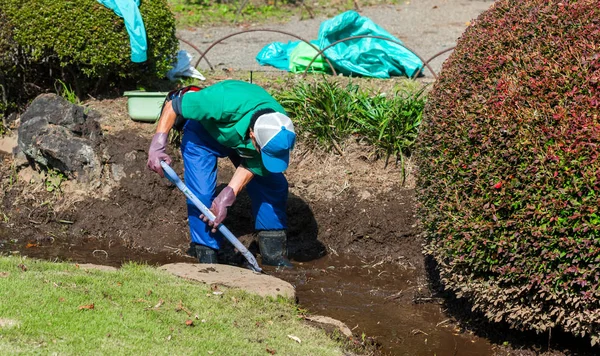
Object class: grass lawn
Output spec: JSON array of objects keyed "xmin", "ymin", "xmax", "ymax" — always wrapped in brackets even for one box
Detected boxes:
[
  {"xmin": 0, "ymin": 256, "xmax": 343, "ymax": 355},
  {"xmin": 168, "ymin": 0, "xmax": 402, "ymax": 28},
  {"xmin": 168, "ymin": 0, "xmax": 293, "ymax": 28}
]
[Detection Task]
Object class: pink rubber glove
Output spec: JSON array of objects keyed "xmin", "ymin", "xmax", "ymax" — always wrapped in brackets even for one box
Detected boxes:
[
  {"xmin": 147, "ymin": 133, "xmax": 172, "ymax": 177},
  {"xmin": 201, "ymin": 186, "xmax": 236, "ymax": 233}
]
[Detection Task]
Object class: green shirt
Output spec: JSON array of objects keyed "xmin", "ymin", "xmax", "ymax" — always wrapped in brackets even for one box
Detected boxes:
[{"xmin": 180, "ymin": 80, "xmax": 287, "ymax": 176}]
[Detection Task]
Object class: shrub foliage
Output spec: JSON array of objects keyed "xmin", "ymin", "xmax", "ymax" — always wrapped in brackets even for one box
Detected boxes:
[
  {"xmin": 0, "ymin": 0, "xmax": 177, "ymax": 117},
  {"xmin": 275, "ymin": 78, "xmax": 425, "ymax": 167},
  {"xmin": 0, "ymin": 9, "xmax": 20, "ymax": 118},
  {"xmin": 417, "ymin": 0, "xmax": 600, "ymax": 343}
]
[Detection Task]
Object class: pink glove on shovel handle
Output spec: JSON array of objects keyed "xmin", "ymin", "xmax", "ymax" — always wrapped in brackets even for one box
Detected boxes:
[
  {"xmin": 147, "ymin": 133, "xmax": 172, "ymax": 177},
  {"xmin": 202, "ymin": 186, "xmax": 236, "ymax": 233}
]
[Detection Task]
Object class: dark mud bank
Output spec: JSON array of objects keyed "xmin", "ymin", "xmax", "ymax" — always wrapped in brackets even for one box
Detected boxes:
[{"xmin": 3, "ymin": 129, "xmax": 420, "ymax": 263}]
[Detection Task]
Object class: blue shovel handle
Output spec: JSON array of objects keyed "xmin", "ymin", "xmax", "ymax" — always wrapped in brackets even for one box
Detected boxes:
[{"xmin": 160, "ymin": 161, "xmax": 262, "ymax": 273}]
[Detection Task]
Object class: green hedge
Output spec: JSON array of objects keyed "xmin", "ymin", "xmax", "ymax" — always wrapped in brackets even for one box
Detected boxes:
[
  {"xmin": 0, "ymin": 9, "xmax": 18, "ymax": 119},
  {"xmin": 0, "ymin": 0, "xmax": 177, "ymax": 117},
  {"xmin": 417, "ymin": 0, "xmax": 600, "ymax": 344}
]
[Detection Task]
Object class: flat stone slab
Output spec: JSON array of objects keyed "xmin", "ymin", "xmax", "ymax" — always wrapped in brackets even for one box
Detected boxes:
[
  {"xmin": 304, "ymin": 315, "xmax": 353, "ymax": 338},
  {"xmin": 160, "ymin": 263, "xmax": 295, "ymax": 300}
]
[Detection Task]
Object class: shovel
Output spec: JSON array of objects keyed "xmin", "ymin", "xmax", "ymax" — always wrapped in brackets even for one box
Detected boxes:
[{"xmin": 160, "ymin": 161, "xmax": 262, "ymax": 273}]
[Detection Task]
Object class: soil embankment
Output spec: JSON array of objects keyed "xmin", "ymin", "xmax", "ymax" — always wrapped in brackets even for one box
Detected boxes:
[{"xmin": 0, "ymin": 95, "xmax": 488, "ymax": 355}]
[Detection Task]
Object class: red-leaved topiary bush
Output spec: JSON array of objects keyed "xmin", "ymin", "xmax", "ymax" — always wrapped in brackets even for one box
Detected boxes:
[{"xmin": 417, "ymin": 0, "xmax": 600, "ymax": 344}]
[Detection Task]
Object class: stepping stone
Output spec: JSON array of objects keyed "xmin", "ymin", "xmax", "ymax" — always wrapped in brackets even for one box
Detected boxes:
[
  {"xmin": 304, "ymin": 315, "xmax": 353, "ymax": 338},
  {"xmin": 160, "ymin": 263, "xmax": 295, "ymax": 300}
]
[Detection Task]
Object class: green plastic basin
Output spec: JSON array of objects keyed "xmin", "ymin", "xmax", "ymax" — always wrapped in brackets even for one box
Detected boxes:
[{"xmin": 123, "ymin": 91, "xmax": 169, "ymax": 122}]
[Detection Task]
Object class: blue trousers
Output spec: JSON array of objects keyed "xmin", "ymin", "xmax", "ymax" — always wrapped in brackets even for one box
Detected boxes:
[{"xmin": 181, "ymin": 121, "xmax": 288, "ymax": 249}]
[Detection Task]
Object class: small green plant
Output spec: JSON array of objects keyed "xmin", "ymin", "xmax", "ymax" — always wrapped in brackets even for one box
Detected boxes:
[
  {"xmin": 0, "ymin": 162, "xmax": 18, "ymax": 193},
  {"xmin": 351, "ymin": 87, "xmax": 425, "ymax": 165},
  {"xmin": 44, "ymin": 169, "xmax": 66, "ymax": 193},
  {"xmin": 276, "ymin": 79, "xmax": 360, "ymax": 152},
  {"xmin": 9, "ymin": 163, "xmax": 17, "ymax": 187},
  {"xmin": 55, "ymin": 80, "xmax": 79, "ymax": 105},
  {"xmin": 177, "ymin": 77, "xmax": 204, "ymax": 88},
  {"xmin": 275, "ymin": 78, "xmax": 426, "ymax": 175}
]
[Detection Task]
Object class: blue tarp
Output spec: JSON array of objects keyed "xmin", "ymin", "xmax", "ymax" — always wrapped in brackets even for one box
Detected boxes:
[
  {"xmin": 256, "ymin": 11, "xmax": 424, "ymax": 78},
  {"xmin": 97, "ymin": 0, "xmax": 147, "ymax": 63},
  {"xmin": 256, "ymin": 41, "xmax": 300, "ymax": 71}
]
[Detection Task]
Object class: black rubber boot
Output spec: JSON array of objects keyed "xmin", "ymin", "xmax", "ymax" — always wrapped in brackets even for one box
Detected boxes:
[
  {"xmin": 193, "ymin": 244, "xmax": 219, "ymax": 264},
  {"xmin": 258, "ymin": 230, "xmax": 293, "ymax": 268},
  {"xmin": 186, "ymin": 242, "xmax": 197, "ymax": 258}
]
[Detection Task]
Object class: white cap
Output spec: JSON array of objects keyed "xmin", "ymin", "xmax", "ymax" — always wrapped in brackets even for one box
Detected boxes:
[
  {"xmin": 254, "ymin": 112, "xmax": 296, "ymax": 173},
  {"xmin": 254, "ymin": 112, "xmax": 295, "ymax": 147}
]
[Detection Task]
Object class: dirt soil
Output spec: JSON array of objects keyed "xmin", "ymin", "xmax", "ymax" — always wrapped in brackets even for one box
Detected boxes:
[{"xmin": 1, "ymin": 94, "xmax": 420, "ymax": 264}]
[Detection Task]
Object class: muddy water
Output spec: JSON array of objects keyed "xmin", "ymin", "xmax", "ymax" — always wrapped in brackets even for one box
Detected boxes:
[
  {"xmin": 268, "ymin": 256, "xmax": 493, "ymax": 356},
  {"xmin": 1, "ymin": 233, "xmax": 493, "ymax": 355},
  {"xmin": 0, "ymin": 228, "xmax": 191, "ymax": 267}
]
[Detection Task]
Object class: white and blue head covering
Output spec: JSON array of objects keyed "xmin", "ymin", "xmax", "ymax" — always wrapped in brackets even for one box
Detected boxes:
[{"xmin": 254, "ymin": 112, "xmax": 296, "ymax": 173}]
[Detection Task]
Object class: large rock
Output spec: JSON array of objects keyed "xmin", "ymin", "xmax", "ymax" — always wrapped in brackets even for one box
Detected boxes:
[
  {"xmin": 17, "ymin": 94, "xmax": 102, "ymax": 178},
  {"xmin": 160, "ymin": 263, "xmax": 296, "ymax": 300}
]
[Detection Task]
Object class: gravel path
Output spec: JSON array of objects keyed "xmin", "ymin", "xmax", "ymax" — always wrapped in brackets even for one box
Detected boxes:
[{"xmin": 177, "ymin": 0, "xmax": 495, "ymax": 78}]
